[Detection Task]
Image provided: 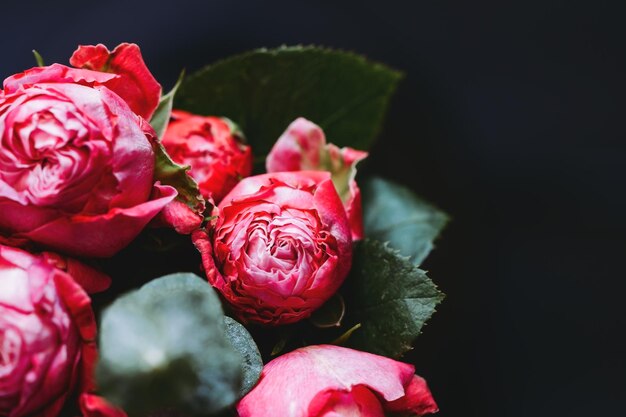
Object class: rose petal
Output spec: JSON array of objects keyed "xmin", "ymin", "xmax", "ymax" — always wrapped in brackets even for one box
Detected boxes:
[
  {"xmin": 308, "ymin": 386, "xmax": 385, "ymax": 417},
  {"xmin": 345, "ymin": 180, "xmax": 364, "ymax": 240},
  {"xmin": 265, "ymin": 117, "xmax": 326, "ymax": 172},
  {"xmin": 152, "ymin": 198, "xmax": 203, "ymax": 234},
  {"xmin": 0, "ymin": 244, "xmax": 99, "ymax": 417},
  {"xmin": 237, "ymin": 345, "xmax": 416, "ymax": 417},
  {"xmin": 162, "ymin": 110, "xmax": 252, "ymax": 202},
  {"xmin": 16, "ymin": 183, "xmax": 177, "ymax": 258},
  {"xmin": 3, "ymin": 64, "xmax": 118, "ymax": 94},
  {"xmin": 266, "ymin": 118, "xmax": 367, "ymax": 241},
  {"xmin": 385, "ymin": 375, "xmax": 439, "ymax": 416},
  {"xmin": 80, "ymin": 394, "xmax": 128, "ymax": 417},
  {"xmin": 40, "ymin": 252, "xmax": 111, "ymax": 294},
  {"xmin": 70, "ymin": 43, "xmax": 161, "ymax": 120}
]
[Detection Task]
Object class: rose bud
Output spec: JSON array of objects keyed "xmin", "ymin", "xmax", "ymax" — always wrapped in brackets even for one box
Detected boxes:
[
  {"xmin": 162, "ymin": 110, "xmax": 252, "ymax": 203},
  {"xmin": 0, "ymin": 63, "xmax": 177, "ymax": 257},
  {"xmin": 193, "ymin": 171, "xmax": 352, "ymax": 325},
  {"xmin": 237, "ymin": 345, "xmax": 438, "ymax": 417},
  {"xmin": 69, "ymin": 43, "xmax": 162, "ymax": 121},
  {"xmin": 0, "ymin": 244, "xmax": 98, "ymax": 417},
  {"xmin": 266, "ymin": 117, "xmax": 368, "ymax": 240}
]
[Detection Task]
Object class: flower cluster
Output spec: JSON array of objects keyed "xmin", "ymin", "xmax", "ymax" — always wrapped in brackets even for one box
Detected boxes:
[{"xmin": 1, "ymin": 43, "xmax": 443, "ymax": 417}]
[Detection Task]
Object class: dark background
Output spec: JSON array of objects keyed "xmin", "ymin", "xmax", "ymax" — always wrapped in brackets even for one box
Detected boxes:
[{"xmin": 3, "ymin": 1, "xmax": 624, "ymax": 416}]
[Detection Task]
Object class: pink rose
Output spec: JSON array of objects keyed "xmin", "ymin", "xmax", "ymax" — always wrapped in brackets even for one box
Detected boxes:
[
  {"xmin": 193, "ymin": 171, "xmax": 352, "ymax": 325},
  {"xmin": 266, "ymin": 118, "xmax": 368, "ymax": 240},
  {"xmin": 0, "ymin": 244, "xmax": 98, "ymax": 417},
  {"xmin": 237, "ymin": 345, "xmax": 438, "ymax": 417},
  {"xmin": 69, "ymin": 43, "xmax": 162, "ymax": 120},
  {"xmin": 0, "ymin": 63, "xmax": 176, "ymax": 257},
  {"xmin": 162, "ymin": 110, "xmax": 253, "ymax": 203}
]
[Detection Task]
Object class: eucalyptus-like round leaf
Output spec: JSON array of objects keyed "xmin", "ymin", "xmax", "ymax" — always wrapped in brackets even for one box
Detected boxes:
[
  {"xmin": 97, "ymin": 273, "xmax": 243, "ymax": 416},
  {"xmin": 224, "ymin": 317, "xmax": 263, "ymax": 397}
]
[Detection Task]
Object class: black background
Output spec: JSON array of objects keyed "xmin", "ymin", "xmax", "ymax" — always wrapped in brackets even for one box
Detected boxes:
[{"xmin": 2, "ymin": 1, "xmax": 625, "ymax": 416}]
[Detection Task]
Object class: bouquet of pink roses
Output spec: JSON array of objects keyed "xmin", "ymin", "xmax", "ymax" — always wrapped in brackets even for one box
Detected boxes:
[{"xmin": 0, "ymin": 43, "xmax": 447, "ymax": 417}]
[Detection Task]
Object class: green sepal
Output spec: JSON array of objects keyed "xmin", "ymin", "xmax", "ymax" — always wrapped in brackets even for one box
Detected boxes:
[
  {"xmin": 150, "ymin": 70, "xmax": 185, "ymax": 140},
  {"xmin": 152, "ymin": 140, "xmax": 204, "ymax": 214}
]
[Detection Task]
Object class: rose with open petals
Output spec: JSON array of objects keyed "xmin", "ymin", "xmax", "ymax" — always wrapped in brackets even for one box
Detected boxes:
[
  {"xmin": 237, "ymin": 345, "xmax": 438, "ymax": 417},
  {"xmin": 162, "ymin": 110, "xmax": 252, "ymax": 203},
  {"xmin": 266, "ymin": 118, "xmax": 368, "ymax": 240},
  {"xmin": 0, "ymin": 244, "xmax": 98, "ymax": 417},
  {"xmin": 0, "ymin": 63, "xmax": 176, "ymax": 257},
  {"xmin": 193, "ymin": 171, "xmax": 352, "ymax": 325}
]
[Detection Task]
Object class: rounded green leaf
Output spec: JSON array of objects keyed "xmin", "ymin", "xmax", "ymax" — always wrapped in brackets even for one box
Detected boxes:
[
  {"xmin": 223, "ymin": 317, "xmax": 263, "ymax": 397},
  {"xmin": 362, "ymin": 176, "xmax": 449, "ymax": 265},
  {"xmin": 97, "ymin": 273, "xmax": 243, "ymax": 416}
]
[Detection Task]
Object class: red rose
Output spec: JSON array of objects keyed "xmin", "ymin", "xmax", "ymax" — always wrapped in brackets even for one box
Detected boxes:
[
  {"xmin": 237, "ymin": 345, "xmax": 438, "ymax": 417},
  {"xmin": 162, "ymin": 110, "xmax": 253, "ymax": 203},
  {"xmin": 266, "ymin": 118, "xmax": 368, "ymax": 240},
  {"xmin": 0, "ymin": 64, "xmax": 176, "ymax": 257},
  {"xmin": 193, "ymin": 171, "xmax": 352, "ymax": 325},
  {"xmin": 69, "ymin": 43, "xmax": 162, "ymax": 121},
  {"xmin": 0, "ymin": 244, "xmax": 98, "ymax": 417}
]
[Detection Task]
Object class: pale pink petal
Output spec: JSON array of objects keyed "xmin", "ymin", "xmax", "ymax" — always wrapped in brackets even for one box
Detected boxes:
[{"xmin": 237, "ymin": 345, "xmax": 415, "ymax": 417}]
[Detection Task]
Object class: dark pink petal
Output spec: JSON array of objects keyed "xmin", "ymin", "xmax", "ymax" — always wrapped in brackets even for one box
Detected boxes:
[
  {"xmin": 0, "ymin": 244, "xmax": 99, "ymax": 417},
  {"xmin": 3, "ymin": 64, "xmax": 117, "ymax": 93},
  {"xmin": 266, "ymin": 118, "xmax": 367, "ymax": 241},
  {"xmin": 265, "ymin": 117, "xmax": 325, "ymax": 172},
  {"xmin": 41, "ymin": 252, "xmax": 112, "ymax": 294},
  {"xmin": 70, "ymin": 43, "xmax": 162, "ymax": 120},
  {"xmin": 345, "ymin": 180, "xmax": 364, "ymax": 240},
  {"xmin": 17, "ymin": 184, "xmax": 177, "ymax": 258},
  {"xmin": 385, "ymin": 375, "xmax": 439, "ymax": 416},
  {"xmin": 309, "ymin": 386, "xmax": 385, "ymax": 417},
  {"xmin": 53, "ymin": 268, "xmax": 99, "ymax": 392},
  {"xmin": 152, "ymin": 198, "xmax": 203, "ymax": 234},
  {"xmin": 80, "ymin": 394, "xmax": 127, "ymax": 417},
  {"xmin": 192, "ymin": 229, "xmax": 226, "ymax": 292}
]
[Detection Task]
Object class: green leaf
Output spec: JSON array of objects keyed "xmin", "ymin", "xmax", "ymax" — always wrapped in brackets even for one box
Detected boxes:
[
  {"xmin": 153, "ymin": 140, "xmax": 204, "ymax": 213},
  {"xmin": 151, "ymin": 71, "xmax": 185, "ymax": 139},
  {"xmin": 176, "ymin": 46, "xmax": 402, "ymax": 158},
  {"xmin": 224, "ymin": 317, "xmax": 263, "ymax": 397},
  {"xmin": 362, "ymin": 177, "xmax": 449, "ymax": 266},
  {"xmin": 343, "ymin": 240, "xmax": 444, "ymax": 358},
  {"xmin": 97, "ymin": 273, "xmax": 243, "ymax": 417}
]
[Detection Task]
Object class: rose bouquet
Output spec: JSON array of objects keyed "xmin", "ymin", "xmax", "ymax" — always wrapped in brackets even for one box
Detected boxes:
[{"xmin": 0, "ymin": 43, "xmax": 448, "ymax": 417}]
